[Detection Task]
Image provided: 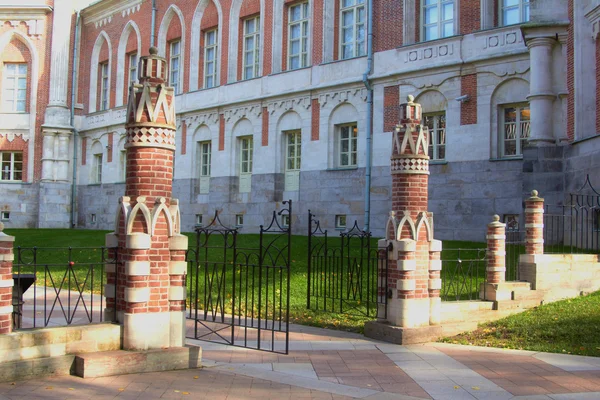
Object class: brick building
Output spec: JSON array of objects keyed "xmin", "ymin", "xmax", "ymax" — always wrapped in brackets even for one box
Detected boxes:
[{"xmin": 0, "ymin": 0, "xmax": 599, "ymax": 240}]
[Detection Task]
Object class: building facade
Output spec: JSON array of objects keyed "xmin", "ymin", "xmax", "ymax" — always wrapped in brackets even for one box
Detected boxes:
[{"xmin": 1, "ymin": 0, "xmax": 599, "ymax": 241}]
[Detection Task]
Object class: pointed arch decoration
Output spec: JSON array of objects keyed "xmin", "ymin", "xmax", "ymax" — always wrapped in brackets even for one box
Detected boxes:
[
  {"xmin": 116, "ymin": 21, "xmax": 142, "ymax": 107},
  {"xmin": 89, "ymin": 31, "xmax": 112, "ymax": 113},
  {"xmin": 150, "ymin": 197, "xmax": 174, "ymax": 237},
  {"xmin": 127, "ymin": 196, "xmax": 152, "ymax": 235}
]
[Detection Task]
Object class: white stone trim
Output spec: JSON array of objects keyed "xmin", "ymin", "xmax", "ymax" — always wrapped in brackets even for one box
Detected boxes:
[
  {"xmin": 88, "ymin": 31, "xmax": 112, "ymax": 113},
  {"xmin": 396, "ymin": 239, "xmax": 416, "ymax": 252},
  {"xmin": 429, "ymin": 239, "xmax": 442, "ymax": 252},
  {"xmin": 0, "ymin": 305, "xmax": 13, "ymax": 314},
  {"xmin": 396, "ymin": 259, "xmax": 416, "ymax": 271},
  {"xmin": 486, "ymin": 234, "xmax": 506, "ymax": 240},
  {"xmin": 0, "ymin": 280, "xmax": 14, "ymax": 288},
  {"xmin": 0, "ymin": 253, "xmax": 14, "ymax": 261},
  {"xmin": 168, "ymin": 286, "xmax": 186, "ymax": 301},
  {"xmin": 397, "ymin": 279, "xmax": 416, "ymax": 291},
  {"xmin": 169, "ymin": 235, "xmax": 188, "ymax": 251},
  {"xmin": 428, "ymin": 278, "xmax": 442, "ymax": 290},
  {"xmin": 104, "ymin": 284, "xmax": 116, "ymax": 298},
  {"xmin": 126, "ymin": 233, "xmax": 151, "ymax": 249},
  {"xmin": 115, "ymin": 21, "xmax": 142, "ymax": 107},
  {"xmin": 125, "ymin": 261, "xmax": 150, "ymax": 276},
  {"xmin": 123, "ymin": 312, "xmax": 170, "ymax": 350},
  {"xmin": 157, "ymin": 4, "xmax": 186, "ymax": 94},
  {"xmin": 105, "ymin": 233, "xmax": 118, "ymax": 247},
  {"xmin": 487, "ymin": 250, "xmax": 506, "ymax": 256},
  {"xmin": 487, "ymin": 267, "xmax": 506, "ymax": 272},
  {"xmin": 526, "ymin": 238, "xmax": 545, "ymax": 244},
  {"xmin": 169, "ymin": 261, "xmax": 187, "ymax": 275},
  {"xmin": 429, "ymin": 259, "xmax": 442, "ymax": 271},
  {"xmin": 105, "ymin": 263, "xmax": 116, "ymax": 273},
  {"xmin": 525, "ymin": 208, "xmax": 544, "ymax": 214},
  {"xmin": 189, "ymin": 0, "xmax": 224, "ymax": 90},
  {"xmin": 524, "ymin": 223, "xmax": 544, "ymax": 228},
  {"xmin": 125, "ymin": 287, "xmax": 150, "ymax": 303}
]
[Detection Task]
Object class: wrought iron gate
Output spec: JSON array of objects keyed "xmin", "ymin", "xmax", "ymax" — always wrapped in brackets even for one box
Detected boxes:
[
  {"xmin": 307, "ymin": 211, "xmax": 387, "ymax": 318},
  {"xmin": 186, "ymin": 201, "xmax": 291, "ymax": 354}
]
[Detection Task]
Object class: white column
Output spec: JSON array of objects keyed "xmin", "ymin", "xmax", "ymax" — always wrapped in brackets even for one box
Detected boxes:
[
  {"xmin": 41, "ymin": 132, "xmax": 56, "ymax": 181},
  {"xmin": 56, "ymin": 133, "xmax": 71, "ymax": 181},
  {"xmin": 43, "ymin": 0, "xmax": 74, "ymax": 128},
  {"xmin": 526, "ymin": 37, "xmax": 556, "ymax": 145}
]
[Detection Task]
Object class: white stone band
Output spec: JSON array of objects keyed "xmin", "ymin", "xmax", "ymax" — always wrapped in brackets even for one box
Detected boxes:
[
  {"xmin": 169, "ymin": 261, "xmax": 187, "ymax": 275},
  {"xmin": 0, "ymin": 253, "xmax": 14, "ymax": 262},
  {"xmin": 126, "ymin": 233, "xmax": 151, "ymax": 250},
  {"xmin": 125, "ymin": 261, "xmax": 151, "ymax": 276},
  {"xmin": 125, "ymin": 287, "xmax": 150, "ymax": 303},
  {"xmin": 526, "ymin": 238, "xmax": 545, "ymax": 244},
  {"xmin": 487, "ymin": 250, "xmax": 506, "ymax": 256},
  {"xmin": 487, "ymin": 267, "xmax": 506, "ymax": 272},
  {"xmin": 168, "ymin": 286, "xmax": 186, "ymax": 301},
  {"xmin": 397, "ymin": 259, "xmax": 416, "ymax": 271},
  {"xmin": 169, "ymin": 235, "xmax": 188, "ymax": 251},
  {"xmin": 105, "ymin": 263, "xmax": 116, "ymax": 274},
  {"xmin": 0, "ymin": 280, "xmax": 14, "ymax": 288},
  {"xmin": 486, "ymin": 234, "xmax": 506, "ymax": 240},
  {"xmin": 429, "ymin": 260, "xmax": 442, "ymax": 271},
  {"xmin": 397, "ymin": 279, "xmax": 416, "ymax": 291},
  {"xmin": 525, "ymin": 223, "xmax": 544, "ymax": 228},
  {"xmin": 104, "ymin": 284, "xmax": 116, "ymax": 298},
  {"xmin": 429, "ymin": 239, "xmax": 442, "ymax": 252},
  {"xmin": 0, "ymin": 305, "xmax": 13, "ymax": 314},
  {"xmin": 428, "ymin": 278, "xmax": 442, "ymax": 290},
  {"xmin": 525, "ymin": 208, "xmax": 544, "ymax": 214}
]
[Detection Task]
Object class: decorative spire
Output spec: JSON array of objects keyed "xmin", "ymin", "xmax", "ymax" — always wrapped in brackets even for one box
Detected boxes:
[
  {"xmin": 138, "ymin": 46, "xmax": 168, "ymax": 85},
  {"xmin": 399, "ymin": 95, "xmax": 422, "ymax": 123}
]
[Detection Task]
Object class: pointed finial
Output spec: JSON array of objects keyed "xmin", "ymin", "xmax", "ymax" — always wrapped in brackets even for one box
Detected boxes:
[
  {"xmin": 149, "ymin": 46, "xmax": 158, "ymax": 55},
  {"xmin": 531, "ymin": 190, "xmax": 538, "ymax": 197},
  {"xmin": 492, "ymin": 214, "xmax": 500, "ymax": 222},
  {"xmin": 407, "ymin": 95, "xmax": 414, "ymax": 103}
]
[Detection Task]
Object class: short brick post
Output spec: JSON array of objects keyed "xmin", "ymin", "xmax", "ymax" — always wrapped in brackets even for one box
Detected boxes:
[
  {"xmin": 525, "ymin": 190, "xmax": 544, "ymax": 255},
  {"xmin": 486, "ymin": 215, "xmax": 506, "ymax": 284},
  {"xmin": 0, "ymin": 222, "xmax": 15, "ymax": 334}
]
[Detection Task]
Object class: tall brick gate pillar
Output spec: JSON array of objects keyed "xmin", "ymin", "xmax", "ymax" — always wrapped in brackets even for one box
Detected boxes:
[
  {"xmin": 0, "ymin": 223, "xmax": 14, "ymax": 334},
  {"xmin": 105, "ymin": 47, "xmax": 188, "ymax": 351},
  {"xmin": 365, "ymin": 96, "xmax": 442, "ymax": 344}
]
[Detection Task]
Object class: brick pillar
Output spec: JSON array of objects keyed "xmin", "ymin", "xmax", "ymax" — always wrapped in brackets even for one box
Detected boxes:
[
  {"xmin": 525, "ymin": 190, "xmax": 544, "ymax": 255},
  {"xmin": 384, "ymin": 95, "xmax": 439, "ymax": 328},
  {"xmin": 428, "ymin": 240, "xmax": 442, "ymax": 325},
  {"xmin": 0, "ymin": 223, "xmax": 14, "ymax": 334},
  {"xmin": 106, "ymin": 47, "xmax": 188, "ymax": 351},
  {"xmin": 486, "ymin": 215, "xmax": 506, "ymax": 285}
]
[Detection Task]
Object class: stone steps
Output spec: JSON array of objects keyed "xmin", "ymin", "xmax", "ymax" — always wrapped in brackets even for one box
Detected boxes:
[{"xmin": 74, "ymin": 346, "xmax": 202, "ymax": 378}]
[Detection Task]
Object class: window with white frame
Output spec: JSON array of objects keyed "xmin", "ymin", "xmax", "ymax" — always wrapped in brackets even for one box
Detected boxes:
[
  {"xmin": 500, "ymin": 104, "xmax": 530, "ymax": 157},
  {"xmin": 288, "ymin": 2, "xmax": 309, "ymax": 70},
  {"xmin": 424, "ymin": 113, "xmax": 446, "ymax": 161},
  {"xmin": 198, "ymin": 141, "xmax": 211, "ymax": 194},
  {"xmin": 0, "ymin": 211, "xmax": 9, "ymax": 221},
  {"xmin": 195, "ymin": 214, "xmax": 203, "ymax": 226},
  {"xmin": 92, "ymin": 153, "xmax": 103, "ymax": 184},
  {"xmin": 128, "ymin": 53, "xmax": 138, "ymax": 87},
  {"xmin": 501, "ymin": 0, "xmax": 529, "ymax": 26},
  {"xmin": 0, "ymin": 152, "xmax": 23, "ymax": 181},
  {"xmin": 2, "ymin": 63, "xmax": 27, "ymax": 112},
  {"xmin": 239, "ymin": 136, "xmax": 253, "ymax": 192},
  {"xmin": 338, "ymin": 124, "xmax": 358, "ymax": 167},
  {"xmin": 243, "ymin": 16, "xmax": 260, "ymax": 80},
  {"xmin": 204, "ymin": 29, "xmax": 218, "ymax": 88},
  {"xmin": 422, "ymin": 0, "xmax": 455, "ymax": 41},
  {"xmin": 285, "ymin": 131, "xmax": 301, "ymax": 191},
  {"xmin": 169, "ymin": 40, "xmax": 181, "ymax": 94},
  {"xmin": 119, "ymin": 150, "xmax": 127, "ymax": 182},
  {"xmin": 340, "ymin": 0, "xmax": 366, "ymax": 59},
  {"xmin": 100, "ymin": 62, "xmax": 109, "ymax": 110},
  {"xmin": 335, "ymin": 214, "xmax": 347, "ymax": 230}
]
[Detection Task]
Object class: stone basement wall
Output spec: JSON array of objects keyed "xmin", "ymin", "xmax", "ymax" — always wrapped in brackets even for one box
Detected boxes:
[
  {"xmin": 0, "ymin": 323, "xmax": 120, "ymax": 381},
  {"xmin": 519, "ymin": 254, "xmax": 600, "ymax": 301}
]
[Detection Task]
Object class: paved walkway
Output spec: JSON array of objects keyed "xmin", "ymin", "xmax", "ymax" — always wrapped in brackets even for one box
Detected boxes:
[{"xmin": 0, "ymin": 323, "xmax": 599, "ymax": 399}]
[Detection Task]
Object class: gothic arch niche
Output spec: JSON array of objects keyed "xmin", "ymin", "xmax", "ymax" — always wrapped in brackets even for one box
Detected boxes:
[
  {"xmin": 192, "ymin": 124, "xmax": 213, "ymax": 194},
  {"xmin": 89, "ymin": 31, "xmax": 112, "ymax": 113},
  {"xmin": 327, "ymin": 102, "xmax": 360, "ymax": 169},
  {"xmin": 490, "ymin": 78, "xmax": 529, "ymax": 158},
  {"xmin": 116, "ymin": 21, "xmax": 142, "ymax": 107},
  {"xmin": 230, "ymin": 117, "xmax": 255, "ymax": 180},
  {"xmin": 190, "ymin": 0, "xmax": 223, "ymax": 90},
  {"xmin": 415, "ymin": 90, "xmax": 447, "ymax": 114},
  {"xmin": 157, "ymin": 5, "xmax": 186, "ymax": 92}
]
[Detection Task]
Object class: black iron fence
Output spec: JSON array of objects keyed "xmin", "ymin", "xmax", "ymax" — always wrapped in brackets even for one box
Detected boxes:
[
  {"xmin": 440, "ymin": 248, "xmax": 487, "ymax": 301},
  {"xmin": 307, "ymin": 212, "xmax": 387, "ymax": 319},
  {"xmin": 186, "ymin": 201, "xmax": 291, "ymax": 354},
  {"xmin": 12, "ymin": 246, "xmax": 117, "ymax": 330}
]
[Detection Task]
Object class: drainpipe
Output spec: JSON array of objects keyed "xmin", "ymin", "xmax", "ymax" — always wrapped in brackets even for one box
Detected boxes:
[
  {"xmin": 150, "ymin": 0, "xmax": 157, "ymax": 48},
  {"xmin": 362, "ymin": 0, "xmax": 374, "ymax": 232},
  {"xmin": 70, "ymin": 10, "xmax": 81, "ymax": 228}
]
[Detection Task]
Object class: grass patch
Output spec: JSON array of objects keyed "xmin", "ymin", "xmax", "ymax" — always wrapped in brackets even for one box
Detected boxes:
[{"xmin": 440, "ymin": 291, "xmax": 600, "ymax": 357}]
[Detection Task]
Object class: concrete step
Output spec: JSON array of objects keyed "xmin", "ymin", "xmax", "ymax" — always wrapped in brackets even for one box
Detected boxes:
[
  {"xmin": 441, "ymin": 321, "xmax": 478, "ymax": 337},
  {"xmin": 0, "ymin": 355, "xmax": 75, "ymax": 382},
  {"xmin": 495, "ymin": 297, "xmax": 543, "ymax": 311},
  {"xmin": 74, "ymin": 346, "xmax": 202, "ymax": 378}
]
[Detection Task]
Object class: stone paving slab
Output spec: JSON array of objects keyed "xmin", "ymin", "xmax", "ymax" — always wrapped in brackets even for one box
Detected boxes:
[{"xmin": 2, "ymin": 323, "xmax": 600, "ymax": 399}]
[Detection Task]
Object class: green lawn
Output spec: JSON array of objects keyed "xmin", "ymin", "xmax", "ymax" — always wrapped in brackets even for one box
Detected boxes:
[{"xmin": 441, "ymin": 290, "xmax": 600, "ymax": 357}]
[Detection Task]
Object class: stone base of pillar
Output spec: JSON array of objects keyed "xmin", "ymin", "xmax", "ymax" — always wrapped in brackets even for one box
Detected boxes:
[
  {"xmin": 37, "ymin": 182, "xmax": 72, "ymax": 228},
  {"xmin": 364, "ymin": 320, "xmax": 443, "ymax": 345},
  {"xmin": 429, "ymin": 297, "xmax": 441, "ymax": 325},
  {"xmin": 123, "ymin": 312, "xmax": 171, "ymax": 351},
  {"xmin": 479, "ymin": 281, "xmax": 533, "ymax": 301},
  {"xmin": 387, "ymin": 297, "xmax": 431, "ymax": 328}
]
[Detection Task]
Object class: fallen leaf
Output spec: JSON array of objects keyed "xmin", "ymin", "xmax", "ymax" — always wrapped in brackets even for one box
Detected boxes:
[
  {"xmin": 183, "ymin": 392, "xmax": 190, "ymax": 395},
  {"xmin": 472, "ymin": 386, "xmax": 480, "ymax": 390},
  {"xmin": 118, "ymin": 388, "xmax": 125, "ymax": 392},
  {"xmin": 174, "ymin": 390, "xmax": 180, "ymax": 393},
  {"xmin": 454, "ymin": 386, "xmax": 459, "ymax": 389},
  {"xmin": 193, "ymin": 376, "xmax": 199, "ymax": 379},
  {"xmin": 68, "ymin": 388, "xmax": 75, "ymax": 390},
  {"xmin": 46, "ymin": 387, "xmax": 53, "ymax": 390}
]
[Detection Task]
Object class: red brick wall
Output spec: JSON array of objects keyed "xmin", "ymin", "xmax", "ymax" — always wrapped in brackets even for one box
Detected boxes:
[
  {"xmin": 107, "ymin": 132, "xmax": 113, "ymax": 163},
  {"xmin": 312, "ymin": 0, "xmax": 323, "ymax": 65},
  {"xmin": 262, "ymin": 0, "xmax": 273, "ymax": 75},
  {"xmin": 125, "ymin": 147, "xmax": 174, "ymax": 201},
  {"xmin": 415, "ymin": 0, "xmax": 421, "ymax": 42},
  {"xmin": 460, "ymin": 74, "xmax": 478, "ymax": 125},
  {"xmin": 181, "ymin": 123, "xmax": 187, "ymax": 155},
  {"xmin": 0, "ymin": 135, "xmax": 29, "ymax": 183},
  {"xmin": 333, "ymin": 0, "xmax": 340, "ymax": 60},
  {"xmin": 311, "ymin": 98, "xmax": 320, "ymax": 140},
  {"xmin": 460, "ymin": 0, "xmax": 480, "ymax": 35},
  {"xmin": 262, "ymin": 107, "xmax": 269, "ymax": 145},
  {"xmin": 384, "ymin": 86, "xmax": 400, "ymax": 132},
  {"xmin": 373, "ymin": 0, "xmax": 402, "ymax": 52},
  {"xmin": 81, "ymin": 137, "xmax": 87, "ymax": 166},
  {"xmin": 219, "ymin": 113, "xmax": 225, "ymax": 150},
  {"xmin": 567, "ymin": 0, "xmax": 574, "ymax": 141}
]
